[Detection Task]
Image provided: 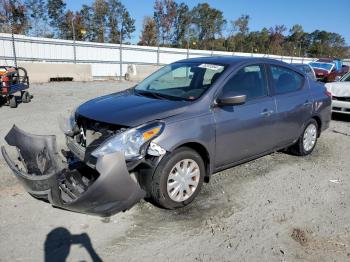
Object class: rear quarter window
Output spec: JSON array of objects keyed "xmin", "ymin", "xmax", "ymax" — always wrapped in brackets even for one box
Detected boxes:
[{"xmin": 271, "ymin": 65, "xmax": 304, "ymax": 95}]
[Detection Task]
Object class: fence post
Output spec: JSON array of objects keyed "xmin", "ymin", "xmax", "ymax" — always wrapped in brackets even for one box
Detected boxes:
[
  {"xmin": 119, "ymin": 42, "xmax": 123, "ymax": 80},
  {"xmin": 119, "ymin": 24, "xmax": 123, "ymax": 81},
  {"xmin": 71, "ymin": 18, "xmax": 76, "ymax": 64},
  {"xmin": 157, "ymin": 45, "xmax": 160, "ymax": 65},
  {"xmin": 10, "ymin": 17, "xmax": 17, "ymax": 67}
]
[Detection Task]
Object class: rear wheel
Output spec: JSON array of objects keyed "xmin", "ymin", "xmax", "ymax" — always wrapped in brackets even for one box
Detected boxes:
[
  {"xmin": 148, "ymin": 147, "xmax": 205, "ymax": 209},
  {"xmin": 9, "ymin": 96, "xmax": 17, "ymax": 108},
  {"xmin": 21, "ymin": 91, "xmax": 31, "ymax": 103},
  {"xmin": 289, "ymin": 119, "xmax": 318, "ymax": 156}
]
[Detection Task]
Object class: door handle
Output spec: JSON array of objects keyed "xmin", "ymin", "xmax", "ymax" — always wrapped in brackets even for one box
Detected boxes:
[{"xmin": 260, "ymin": 109, "xmax": 274, "ymax": 117}]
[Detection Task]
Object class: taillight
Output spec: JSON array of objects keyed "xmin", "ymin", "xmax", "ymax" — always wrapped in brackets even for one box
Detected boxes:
[{"xmin": 2, "ymin": 76, "xmax": 10, "ymax": 88}]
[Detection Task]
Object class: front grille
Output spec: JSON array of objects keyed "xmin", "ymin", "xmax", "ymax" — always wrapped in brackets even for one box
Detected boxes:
[
  {"xmin": 76, "ymin": 115, "xmax": 127, "ymax": 133},
  {"xmin": 333, "ymin": 96, "xmax": 350, "ymax": 102},
  {"xmin": 68, "ymin": 115, "xmax": 129, "ymax": 162},
  {"xmin": 67, "ymin": 136, "xmax": 86, "ymax": 161}
]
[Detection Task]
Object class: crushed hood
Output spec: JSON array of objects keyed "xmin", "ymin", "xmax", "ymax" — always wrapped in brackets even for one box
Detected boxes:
[
  {"xmin": 326, "ymin": 82, "xmax": 350, "ymax": 97},
  {"xmin": 76, "ymin": 89, "xmax": 189, "ymax": 127}
]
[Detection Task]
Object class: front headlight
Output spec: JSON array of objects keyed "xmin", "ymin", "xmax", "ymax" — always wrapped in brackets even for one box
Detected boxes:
[{"xmin": 91, "ymin": 122, "xmax": 164, "ymax": 160}]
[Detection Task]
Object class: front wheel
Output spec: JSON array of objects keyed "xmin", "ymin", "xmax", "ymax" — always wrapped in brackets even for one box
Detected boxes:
[
  {"xmin": 289, "ymin": 119, "xmax": 318, "ymax": 156},
  {"xmin": 21, "ymin": 91, "xmax": 31, "ymax": 103},
  {"xmin": 148, "ymin": 147, "xmax": 205, "ymax": 209}
]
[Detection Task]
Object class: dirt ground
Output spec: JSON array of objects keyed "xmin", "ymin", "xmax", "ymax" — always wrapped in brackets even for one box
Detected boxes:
[{"xmin": 0, "ymin": 81, "xmax": 350, "ymax": 262}]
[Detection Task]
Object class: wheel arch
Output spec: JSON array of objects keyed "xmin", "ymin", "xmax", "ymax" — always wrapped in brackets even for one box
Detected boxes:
[
  {"xmin": 311, "ymin": 115, "xmax": 322, "ymax": 137},
  {"xmin": 173, "ymin": 142, "xmax": 211, "ymax": 183}
]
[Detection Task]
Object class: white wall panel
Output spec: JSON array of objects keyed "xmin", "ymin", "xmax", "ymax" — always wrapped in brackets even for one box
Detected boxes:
[{"xmin": 0, "ymin": 33, "xmax": 325, "ymax": 77}]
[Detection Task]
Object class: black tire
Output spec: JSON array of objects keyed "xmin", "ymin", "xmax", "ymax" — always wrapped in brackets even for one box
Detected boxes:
[
  {"xmin": 9, "ymin": 96, "xmax": 17, "ymax": 108},
  {"xmin": 147, "ymin": 147, "xmax": 205, "ymax": 209},
  {"xmin": 289, "ymin": 119, "xmax": 318, "ymax": 156},
  {"xmin": 21, "ymin": 91, "xmax": 31, "ymax": 103}
]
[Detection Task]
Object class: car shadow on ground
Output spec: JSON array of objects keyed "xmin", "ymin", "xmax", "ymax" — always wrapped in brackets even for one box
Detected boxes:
[
  {"xmin": 0, "ymin": 94, "xmax": 32, "ymax": 108},
  {"xmin": 44, "ymin": 227, "xmax": 103, "ymax": 262}
]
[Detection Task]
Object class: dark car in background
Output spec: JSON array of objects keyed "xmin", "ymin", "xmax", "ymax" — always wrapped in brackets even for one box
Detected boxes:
[
  {"xmin": 310, "ymin": 58, "xmax": 350, "ymax": 82},
  {"xmin": 1, "ymin": 57, "xmax": 332, "ymax": 217}
]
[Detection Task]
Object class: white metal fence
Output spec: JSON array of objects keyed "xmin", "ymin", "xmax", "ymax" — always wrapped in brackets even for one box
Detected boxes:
[{"xmin": 1, "ymin": 33, "xmax": 344, "ymax": 78}]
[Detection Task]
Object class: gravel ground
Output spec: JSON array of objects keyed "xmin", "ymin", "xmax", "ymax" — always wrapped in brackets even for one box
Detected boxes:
[{"xmin": 0, "ymin": 81, "xmax": 350, "ymax": 262}]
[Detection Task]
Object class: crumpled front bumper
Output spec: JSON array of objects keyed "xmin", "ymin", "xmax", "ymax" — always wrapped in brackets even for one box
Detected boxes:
[{"xmin": 1, "ymin": 125, "xmax": 145, "ymax": 217}]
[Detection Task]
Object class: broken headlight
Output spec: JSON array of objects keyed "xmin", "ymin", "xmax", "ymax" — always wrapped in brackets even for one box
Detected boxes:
[
  {"xmin": 91, "ymin": 122, "xmax": 164, "ymax": 160},
  {"xmin": 59, "ymin": 108, "xmax": 77, "ymax": 136}
]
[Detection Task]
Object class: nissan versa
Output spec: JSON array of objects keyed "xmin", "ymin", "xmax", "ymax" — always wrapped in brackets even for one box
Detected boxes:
[{"xmin": 1, "ymin": 57, "xmax": 332, "ymax": 217}]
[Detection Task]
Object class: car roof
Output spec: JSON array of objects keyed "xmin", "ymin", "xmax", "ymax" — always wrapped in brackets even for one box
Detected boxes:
[
  {"xmin": 293, "ymin": 63, "xmax": 309, "ymax": 66},
  {"xmin": 175, "ymin": 56, "xmax": 290, "ymax": 66}
]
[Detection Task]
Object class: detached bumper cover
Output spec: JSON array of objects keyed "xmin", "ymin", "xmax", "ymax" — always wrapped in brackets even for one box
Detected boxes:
[{"xmin": 1, "ymin": 125, "xmax": 145, "ymax": 217}]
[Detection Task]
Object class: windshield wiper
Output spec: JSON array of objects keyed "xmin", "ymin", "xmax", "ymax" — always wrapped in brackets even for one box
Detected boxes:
[
  {"xmin": 135, "ymin": 90, "xmax": 171, "ymax": 100},
  {"xmin": 135, "ymin": 89, "xmax": 191, "ymax": 101}
]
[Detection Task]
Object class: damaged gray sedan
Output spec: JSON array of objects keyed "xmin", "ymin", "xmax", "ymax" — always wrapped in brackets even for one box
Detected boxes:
[{"xmin": 1, "ymin": 57, "xmax": 331, "ymax": 216}]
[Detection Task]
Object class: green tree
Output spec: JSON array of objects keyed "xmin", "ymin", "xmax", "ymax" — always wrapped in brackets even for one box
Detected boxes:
[
  {"xmin": 138, "ymin": 16, "xmax": 157, "ymax": 46},
  {"xmin": 172, "ymin": 2, "xmax": 191, "ymax": 47},
  {"xmin": 105, "ymin": 0, "xmax": 135, "ymax": 43},
  {"xmin": 307, "ymin": 30, "xmax": 348, "ymax": 58},
  {"xmin": 191, "ymin": 3, "xmax": 226, "ymax": 49},
  {"xmin": 119, "ymin": 6, "xmax": 135, "ymax": 42},
  {"xmin": 92, "ymin": 0, "xmax": 108, "ymax": 42},
  {"xmin": 257, "ymin": 28, "xmax": 270, "ymax": 53},
  {"xmin": 269, "ymin": 25, "xmax": 287, "ymax": 55},
  {"xmin": 25, "ymin": 0, "xmax": 49, "ymax": 37},
  {"xmin": 47, "ymin": 0, "xmax": 66, "ymax": 36},
  {"xmin": 153, "ymin": 0, "xmax": 177, "ymax": 46},
  {"xmin": 229, "ymin": 14, "xmax": 250, "ymax": 52},
  {"xmin": 0, "ymin": 0, "xmax": 28, "ymax": 34},
  {"xmin": 58, "ymin": 10, "xmax": 86, "ymax": 41},
  {"xmin": 286, "ymin": 24, "xmax": 308, "ymax": 56},
  {"xmin": 232, "ymin": 14, "xmax": 249, "ymax": 35},
  {"xmin": 79, "ymin": 4, "xmax": 94, "ymax": 41}
]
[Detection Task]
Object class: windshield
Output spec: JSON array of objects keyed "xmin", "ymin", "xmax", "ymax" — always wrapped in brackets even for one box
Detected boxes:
[
  {"xmin": 135, "ymin": 62, "xmax": 227, "ymax": 101},
  {"xmin": 309, "ymin": 62, "xmax": 334, "ymax": 72}
]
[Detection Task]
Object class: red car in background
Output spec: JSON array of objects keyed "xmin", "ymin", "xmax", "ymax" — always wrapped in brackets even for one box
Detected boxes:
[{"xmin": 310, "ymin": 59, "xmax": 350, "ymax": 82}]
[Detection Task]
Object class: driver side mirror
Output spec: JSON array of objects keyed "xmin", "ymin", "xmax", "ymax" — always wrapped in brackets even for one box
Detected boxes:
[{"xmin": 216, "ymin": 93, "xmax": 246, "ymax": 106}]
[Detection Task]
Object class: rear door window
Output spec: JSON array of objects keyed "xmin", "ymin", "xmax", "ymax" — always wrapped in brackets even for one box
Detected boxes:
[
  {"xmin": 303, "ymin": 66, "xmax": 312, "ymax": 74},
  {"xmin": 270, "ymin": 65, "xmax": 304, "ymax": 94},
  {"xmin": 221, "ymin": 64, "xmax": 268, "ymax": 101}
]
